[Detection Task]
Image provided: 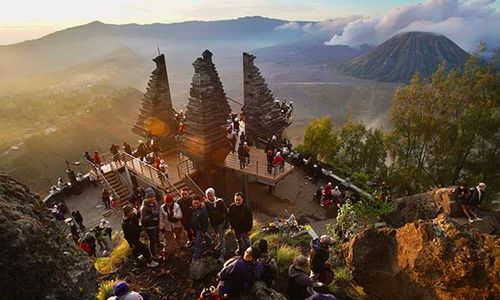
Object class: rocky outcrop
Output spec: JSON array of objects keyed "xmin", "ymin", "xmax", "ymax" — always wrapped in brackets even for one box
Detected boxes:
[
  {"xmin": 347, "ymin": 214, "xmax": 499, "ymax": 300},
  {"xmin": 235, "ymin": 281, "xmax": 287, "ymax": 300},
  {"xmin": 189, "ymin": 256, "xmax": 222, "ymax": 280},
  {"xmin": 385, "ymin": 188, "xmax": 499, "ymax": 234},
  {"xmin": 0, "ymin": 174, "xmax": 97, "ymax": 299}
]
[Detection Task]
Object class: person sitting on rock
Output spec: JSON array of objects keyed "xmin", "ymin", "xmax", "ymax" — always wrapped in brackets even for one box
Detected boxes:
[
  {"xmin": 217, "ymin": 246, "xmax": 261, "ymax": 299},
  {"xmin": 122, "ymin": 205, "xmax": 159, "ymax": 268},
  {"xmin": 309, "ymin": 235, "xmax": 334, "ymax": 281},
  {"xmin": 191, "ymin": 195, "xmax": 213, "ymax": 260},
  {"xmin": 287, "ymin": 254, "xmax": 314, "ymax": 300},
  {"xmin": 256, "ymin": 239, "xmax": 278, "ymax": 288}
]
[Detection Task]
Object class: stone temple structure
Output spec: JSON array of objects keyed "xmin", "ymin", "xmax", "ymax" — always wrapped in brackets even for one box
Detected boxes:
[
  {"xmin": 181, "ymin": 50, "xmax": 231, "ymax": 171},
  {"xmin": 242, "ymin": 52, "xmax": 291, "ymax": 147},
  {"xmin": 133, "ymin": 53, "xmax": 177, "ymax": 150}
]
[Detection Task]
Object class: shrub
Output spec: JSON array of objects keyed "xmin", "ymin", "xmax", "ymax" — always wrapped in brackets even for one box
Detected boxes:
[
  {"xmin": 97, "ymin": 279, "xmax": 123, "ymax": 300},
  {"xmin": 95, "ymin": 235, "xmax": 131, "ymax": 274},
  {"xmin": 276, "ymin": 245, "xmax": 302, "ymax": 269},
  {"xmin": 333, "ymin": 266, "xmax": 352, "ymax": 282}
]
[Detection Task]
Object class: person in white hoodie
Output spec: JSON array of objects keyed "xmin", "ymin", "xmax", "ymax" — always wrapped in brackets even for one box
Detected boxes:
[{"xmin": 159, "ymin": 192, "xmax": 183, "ymax": 261}]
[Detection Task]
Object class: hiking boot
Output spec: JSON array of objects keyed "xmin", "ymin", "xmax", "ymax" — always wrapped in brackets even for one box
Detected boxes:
[
  {"xmin": 468, "ymin": 218, "xmax": 474, "ymax": 223},
  {"xmin": 475, "ymin": 217, "xmax": 483, "ymax": 221},
  {"xmin": 147, "ymin": 261, "xmax": 159, "ymax": 268},
  {"xmin": 184, "ymin": 241, "xmax": 193, "ymax": 248}
]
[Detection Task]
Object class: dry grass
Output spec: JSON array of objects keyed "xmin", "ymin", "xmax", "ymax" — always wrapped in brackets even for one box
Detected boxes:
[
  {"xmin": 97, "ymin": 279, "xmax": 123, "ymax": 300},
  {"xmin": 276, "ymin": 245, "xmax": 302, "ymax": 269},
  {"xmin": 94, "ymin": 236, "xmax": 131, "ymax": 274}
]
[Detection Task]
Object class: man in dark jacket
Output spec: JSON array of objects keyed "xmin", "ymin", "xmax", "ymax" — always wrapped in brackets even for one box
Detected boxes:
[
  {"xmin": 228, "ymin": 192, "xmax": 253, "ymax": 255},
  {"xmin": 122, "ymin": 205, "xmax": 158, "ymax": 267},
  {"xmin": 287, "ymin": 254, "xmax": 314, "ymax": 300},
  {"xmin": 178, "ymin": 187, "xmax": 194, "ymax": 247},
  {"xmin": 140, "ymin": 187, "xmax": 160, "ymax": 258},
  {"xmin": 217, "ymin": 246, "xmax": 260, "ymax": 299},
  {"xmin": 191, "ymin": 195, "xmax": 213, "ymax": 260},
  {"xmin": 309, "ymin": 235, "xmax": 334, "ymax": 278}
]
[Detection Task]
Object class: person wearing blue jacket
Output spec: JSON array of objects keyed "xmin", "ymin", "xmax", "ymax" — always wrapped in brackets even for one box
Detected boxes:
[
  {"xmin": 191, "ymin": 195, "xmax": 213, "ymax": 260},
  {"xmin": 217, "ymin": 246, "xmax": 260, "ymax": 299}
]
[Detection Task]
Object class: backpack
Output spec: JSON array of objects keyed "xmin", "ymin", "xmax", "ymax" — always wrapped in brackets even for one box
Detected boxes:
[
  {"xmin": 208, "ymin": 198, "xmax": 227, "ymax": 226},
  {"xmin": 260, "ymin": 258, "xmax": 277, "ymax": 287}
]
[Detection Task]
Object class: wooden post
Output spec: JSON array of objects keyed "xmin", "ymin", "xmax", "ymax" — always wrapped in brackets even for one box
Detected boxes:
[{"xmin": 242, "ymin": 174, "xmax": 249, "ymax": 207}]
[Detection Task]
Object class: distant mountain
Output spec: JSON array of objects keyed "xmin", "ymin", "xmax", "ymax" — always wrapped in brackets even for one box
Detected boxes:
[
  {"xmin": 0, "ymin": 17, "xmax": 312, "ymax": 80},
  {"xmin": 255, "ymin": 38, "xmax": 371, "ymax": 65},
  {"xmin": 338, "ymin": 32, "xmax": 470, "ymax": 82}
]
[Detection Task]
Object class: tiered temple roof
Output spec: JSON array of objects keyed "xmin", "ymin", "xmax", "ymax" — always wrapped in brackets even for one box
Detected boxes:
[
  {"xmin": 242, "ymin": 52, "xmax": 290, "ymax": 146},
  {"xmin": 181, "ymin": 50, "xmax": 231, "ymax": 170},
  {"xmin": 133, "ymin": 53, "xmax": 177, "ymax": 147}
]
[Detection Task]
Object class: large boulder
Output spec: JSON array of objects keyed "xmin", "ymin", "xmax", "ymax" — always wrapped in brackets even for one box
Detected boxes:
[
  {"xmin": 189, "ymin": 256, "xmax": 222, "ymax": 280},
  {"xmin": 235, "ymin": 281, "xmax": 287, "ymax": 300},
  {"xmin": 385, "ymin": 188, "xmax": 463, "ymax": 227},
  {"xmin": 347, "ymin": 214, "xmax": 499, "ymax": 300},
  {"xmin": 0, "ymin": 174, "xmax": 97, "ymax": 299}
]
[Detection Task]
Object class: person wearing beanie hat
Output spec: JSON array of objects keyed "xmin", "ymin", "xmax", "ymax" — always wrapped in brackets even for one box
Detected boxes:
[
  {"xmin": 107, "ymin": 281, "xmax": 145, "ymax": 300},
  {"xmin": 256, "ymin": 239, "xmax": 279, "ymax": 287},
  {"xmin": 287, "ymin": 254, "xmax": 314, "ymax": 300},
  {"xmin": 122, "ymin": 205, "xmax": 159, "ymax": 268},
  {"xmin": 204, "ymin": 187, "xmax": 228, "ymax": 262},
  {"xmin": 140, "ymin": 187, "xmax": 160, "ymax": 258},
  {"xmin": 159, "ymin": 192, "xmax": 183, "ymax": 260},
  {"xmin": 309, "ymin": 235, "xmax": 334, "ymax": 280}
]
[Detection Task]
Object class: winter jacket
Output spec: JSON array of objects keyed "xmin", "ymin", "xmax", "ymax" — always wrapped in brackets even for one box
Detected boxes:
[
  {"xmin": 177, "ymin": 196, "xmax": 193, "ymax": 222},
  {"xmin": 286, "ymin": 265, "xmax": 313, "ymax": 300},
  {"xmin": 309, "ymin": 238, "xmax": 330, "ymax": 274},
  {"xmin": 228, "ymin": 203, "xmax": 253, "ymax": 232},
  {"xmin": 140, "ymin": 202, "xmax": 160, "ymax": 229},
  {"xmin": 217, "ymin": 257, "xmax": 258, "ymax": 298},
  {"xmin": 159, "ymin": 202, "xmax": 183, "ymax": 231},
  {"xmin": 107, "ymin": 291, "xmax": 144, "ymax": 300},
  {"xmin": 272, "ymin": 155, "xmax": 284, "ymax": 166},
  {"xmin": 206, "ymin": 198, "xmax": 227, "ymax": 226},
  {"xmin": 190, "ymin": 207, "xmax": 209, "ymax": 232},
  {"xmin": 122, "ymin": 213, "xmax": 142, "ymax": 246}
]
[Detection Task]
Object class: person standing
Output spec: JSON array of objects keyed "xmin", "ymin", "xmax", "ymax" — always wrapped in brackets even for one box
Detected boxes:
[
  {"xmin": 72, "ymin": 210, "xmax": 85, "ymax": 231},
  {"xmin": 100, "ymin": 218, "xmax": 113, "ymax": 242},
  {"xmin": 468, "ymin": 182, "xmax": 486, "ymax": 217},
  {"xmin": 228, "ymin": 192, "xmax": 253, "ymax": 255},
  {"xmin": 93, "ymin": 151, "xmax": 102, "ymax": 166},
  {"xmin": 309, "ymin": 235, "xmax": 334, "ymax": 280},
  {"xmin": 159, "ymin": 193, "xmax": 183, "ymax": 261},
  {"xmin": 122, "ymin": 205, "xmax": 158, "ymax": 268},
  {"xmin": 177, "ymin": 187, "xmax": 194, "ymax": 247},
  {"xmin": 101, "ymin": 188, "xmax": 111, "ymax": 209},
  {"xmin": 191, "ymin": 195, "xmax": 213, "ymax": 260},
  {"xmin": 109, "ymin": 144, "xmax": 120, "ymax": 163},
  {"xmin": 243, "ymin": 142, "xmax": 251, "ymax": 166},
  {"xmin": 140, "ymin": 187, "xmax": 160, "ymax": 258},
  {"xmin": 205, "ymin": 188, "xmax": 228, "ymax": 262},
  {"xmin": 238, "ymin": 144, "xmax": 246, "ymax": 169}
]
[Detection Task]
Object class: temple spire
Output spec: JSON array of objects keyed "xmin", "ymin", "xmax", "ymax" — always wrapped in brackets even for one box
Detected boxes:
[
  {"xmin": 133, "ymin": 52, "xmax": 177, "ymax": 150},
  {"xmin": 242, "ymin": 52, "xmax": 291, "ymax": 146},
  {"xmin": 181, "ymin": 50, "xmax": 231, "ymax": 171}
]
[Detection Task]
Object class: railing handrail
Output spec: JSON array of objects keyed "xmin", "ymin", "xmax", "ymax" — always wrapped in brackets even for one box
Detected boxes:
[
  {"xmin": 226, "ymin": 96, "xmax": 243, "ymax": 107},
  {"xmin": 119, "ymin": 151, "xmax": 181, "ymax": 196},
  {"xmin": 85, "ymin": 160, "xmax": 121, "ymax": 201},
  {"xmin": 176, "ymin": 158, "xmax": 204, "ymax": 196},
  {"xmin": 225, "ymin": 151, "xmax": 291, "ymax": 178},
  {"xmin": 185, "ymin": 172, "xmax": 205, "ymax": 196}
]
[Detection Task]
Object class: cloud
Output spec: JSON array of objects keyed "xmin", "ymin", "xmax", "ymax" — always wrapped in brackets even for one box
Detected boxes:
[
  {"xmin": 324, "ymin": 0, "xmax": 500, "ymax": 51},
  {"xmin": 275, "ymin": 21, "xmax": 300, "ymax": 30}
]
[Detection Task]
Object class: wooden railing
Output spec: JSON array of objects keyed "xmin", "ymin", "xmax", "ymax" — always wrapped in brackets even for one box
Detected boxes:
[
  {"xmin": 225, "ymin": 152, "xmax": 292, "ymax": 178},
  {"xmin": 119, "ymin": 151, "xmax": 181, "ymax": 196},
  {"xmin": 85, "ymin": 158, "xmax": 121, "ymax": 201}
]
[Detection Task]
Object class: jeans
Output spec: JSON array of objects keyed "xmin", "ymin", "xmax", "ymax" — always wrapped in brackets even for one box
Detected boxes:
[
  {"xmin": 234, "ymin": 230, "xmax": 250, "ymax": 254},
  {"xmin": 181, "ymin": 218, "xmax": 194, "ymax": 241},
  {"xmin": 145, "ymin": 227, "xmax": 159, "ymax": 257},
  {"xmin": 212, "ymin": 223, "xmax": 226, "ymax": 259},
  {"xmin": 193, "ymin": 230, "xmax": 213, "ymax": 259}
]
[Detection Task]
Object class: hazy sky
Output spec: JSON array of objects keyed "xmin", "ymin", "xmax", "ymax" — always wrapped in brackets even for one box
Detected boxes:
[{"xmin": 2, "ymin": 0, "xmax": 487, "ymax": 45}]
